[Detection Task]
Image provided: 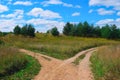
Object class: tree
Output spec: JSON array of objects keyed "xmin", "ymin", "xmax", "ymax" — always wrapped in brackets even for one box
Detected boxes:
[
  {"xmin": 46, "ymin": 30, "xmax": 51, "ymax": 34},
  {"xmin": 51, "ymin": 27, "xmax": 59, "ymax": 36},
  {"xmin": 76, "ymin": 22, "xmax": 83, "ymax": 36},
  {"xmin": 101, "ymin": 24, "xmax": 111, "ymax": 39},
  {"xmin": 70, "ymin": 24, "xmax": 77, "ymax": 36},
  {"xmin": 21, "ymin": 24, "xmax": 35, "ymax": 37},
  {"xmin": 14, "ymin": 25, "xmax": 21, "ymax": 35},
  {"xmin": 63, "ymin": 22, "xmax": 73, "ymax": 36},
  {"xmin": 82, "ymin": 21, "xmax": 91, "ymax": 37},
  {"xmin": 21, "ymin": 24, "xmax": 28, "ymax": 36},
  {"xmin": 27, "ymin": 24, "xmax": 35, "ymax": 37},
  {"xmin": 93, "ymin": 26, "xmax": 101, "ymax": 37},
  {"xmin": 110, "ymin": 24, "xmax": 119, "ymax": 39},
  {"xmin": 0, "ymin": 31, "xmax": 3, "ymax": 36}
]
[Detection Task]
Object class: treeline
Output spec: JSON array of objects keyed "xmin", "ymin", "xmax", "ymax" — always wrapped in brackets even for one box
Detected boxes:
[
  {"xmin": 48, "ymin": 21, "xmax": 120, "ymax": 39},
  {"xmin": 62, "ymin": 22, "xmax": 120, "ymax": 39},
  {"xmin": 14, "ymin": 24, "xmax": 35, "ymax": 37},
  {"xmin": 1, "ymin": 21, "xmax": 120, "ymax": 39}
]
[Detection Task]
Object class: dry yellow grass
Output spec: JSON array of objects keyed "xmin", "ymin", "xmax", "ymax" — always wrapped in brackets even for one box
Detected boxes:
[
  {"xmin": 1, "ymin": 33, "xmax": 119, "ymax": 59},
  {"xmin": 91, "ymin": 45, "xmax": 120, "ymax": 80}
]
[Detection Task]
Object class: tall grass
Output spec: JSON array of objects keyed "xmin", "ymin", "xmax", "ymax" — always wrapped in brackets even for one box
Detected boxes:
[
  {"xmin": 91, "ymin": 45, "xmax": 120, "ymax": 80},
  {"xmin": 0, "ymin": 46, "xmax": 28, "ymax": 77},
  {"xmin": 0, "ymin": 46, "xmax": 40, "ymax": 79},
  {"xmin": 1, "ymin": 33, "xmax": 119, "ymax": 59}
]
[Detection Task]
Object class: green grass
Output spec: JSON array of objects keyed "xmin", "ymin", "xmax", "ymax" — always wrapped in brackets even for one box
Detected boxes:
[
  {"xmin": 0, "ymin": 46, "xmax": 41, "ymax": 80},
  {"xmin": 90, "ymin": 45, "xmax": 120, "ymax": 80},
  {"xmin": 0, "ymin": 33, "xmax": 120, "ymax": 79},
  {"xmin": 73, "ymin": 54, "xmax": 85, "ymax": 65},
  {"xmin": 1, "ymin": 33, "xmax": 119, "ymax": 60}
]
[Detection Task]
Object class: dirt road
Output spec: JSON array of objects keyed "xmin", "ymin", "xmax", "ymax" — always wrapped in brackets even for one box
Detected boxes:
[{"xmin": 20, "ymin": 48, "xmax": 96, "ymax": 80}]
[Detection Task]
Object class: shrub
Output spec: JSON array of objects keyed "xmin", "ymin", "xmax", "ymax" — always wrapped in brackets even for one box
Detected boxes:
[{"xmin": 51, "ymin": 27, "xmax": 59, "ymax": 36}]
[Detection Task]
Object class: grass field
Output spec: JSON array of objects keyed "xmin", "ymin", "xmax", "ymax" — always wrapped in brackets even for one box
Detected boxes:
[
  {"xmin": 90, "ymin": 45, "xmax": 120, "ymax": 80},
  {"xmin": 0, "ymin": 45, "xmax": 40, "ymax": 80},
  {"xmin": 1, "ymin": 33, "xmax": 119, "ymax": 60},
  {"xmin": 0, "ymin": 33, "xmax": 120, "ymax": 79}
]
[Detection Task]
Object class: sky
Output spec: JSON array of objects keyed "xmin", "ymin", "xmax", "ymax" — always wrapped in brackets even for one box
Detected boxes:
[{"xmin": 0, "ymin": 0, "xmax": 120, "ymax": 32}]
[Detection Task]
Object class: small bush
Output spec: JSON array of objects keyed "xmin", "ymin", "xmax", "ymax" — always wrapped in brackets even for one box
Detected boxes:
[{"xmin": 51, "ymin": 27, "xmax": 59, "ymax": 36}]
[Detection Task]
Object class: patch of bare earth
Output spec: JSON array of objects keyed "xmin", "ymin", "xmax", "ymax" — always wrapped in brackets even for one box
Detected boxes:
[{"xmin": 20, "ymin": 48, "xmax": 96, "ymax": 80}]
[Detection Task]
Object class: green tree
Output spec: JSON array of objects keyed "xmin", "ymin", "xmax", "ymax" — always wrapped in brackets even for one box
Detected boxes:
[
  {"xmin": 63, "ymin": 22, "xmax": 73, "ymax": 36},
  {"xmin": 76, "ymin": 22, "xmax": 83, "ymax": 36},
  {"xmin": 110, "ymin": 24, "xmax": 119, "ymax": 39},
  {"xmin": 82, "ymin": 21, "xmax": 91, "ymax": 37},
  {"xmin": 93, "ymin": 26, "xmax": 101, "ymax": 37},
  {"xmin": 101, "ymin": 24, "xmax": 111, "ymax": 39},
  {"xmin": 70, "ymin": 24, "xmax": 77, "ymax": 36},
  {"xmin": 51, "ymin": 27, "xmax": 59, "ymax": 36},
  {"xmin": 27, "ymin": 24, "xmax": 35, "ymax": 37},
  {"xmin": 46, "ymin": 29, "xmax": 51, "ymax": 34},
  {"xmin": 14, "ymin": 25, "xmax": 21, "ymax": 35},
  {"xmin": 0, "ymin": 31, "xmax": 3, "ymax": 37},
  {"xmin": 21, "ymin": 24, "xmax": 28, "ymax": 36}
]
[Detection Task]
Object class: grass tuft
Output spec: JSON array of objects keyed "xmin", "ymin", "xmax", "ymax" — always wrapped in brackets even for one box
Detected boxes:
[{"xmin": 73, "ymin": 54, "xmax": 85, "ymax": 65}]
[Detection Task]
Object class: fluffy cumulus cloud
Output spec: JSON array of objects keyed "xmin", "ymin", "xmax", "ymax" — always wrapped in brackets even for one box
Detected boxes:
[
  {"xmin": 89, "ymin": 0, "xmax": 120, "ymax": 10},
  {"xmin": 72, "ymin": 12, "xmax": 80, "ymax": 16},
  {"xmin": 27, "ymin": 19, "xmax": 65, "ymax": 32},
  {"xmin": 27, "ymin": 8, "xmax": 62, "ymax": 19},
  {"xmin": 0, "ymin": 4, "xmax": 9, "ymax": 13},
  {"xmin": 13, "ymin": 1, "xmax": 32, "ymax": 6},
  {"xmin": 96, "ymin": 18, "xmax": 120, "ymax": 27},
  {"xmin": 41, "ymin": 0, "xmax": 81, "ymax": 8},
  {"xmin": 97, "ymin": 8, "xmax": 115, "ymax": 15},
  {"xmin": 0, "ymin": 9, "xmax": 24, "ymax": 19},
  {"xmin": 0, "ymin": 9, "xmax": 25, "ymax": 32}
]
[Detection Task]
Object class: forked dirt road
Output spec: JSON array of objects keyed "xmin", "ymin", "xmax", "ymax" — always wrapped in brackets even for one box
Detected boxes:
[{"xmin": 20, "ymin": 48, "xmax": 96, "ymax": 80}]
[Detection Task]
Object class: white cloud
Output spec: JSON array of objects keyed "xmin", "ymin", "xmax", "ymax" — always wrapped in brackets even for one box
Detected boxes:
[
  {"xmin": 96, "ymin": 18, "xmax": 120, "ymax": 27},
  {"xmin": 1, "ymin": 9, "xmax": 24, "ymax": 19},
  {"xmin": 27, "ymin": 8, "xmax": 62, "ymax": 19},
  {"xmin": 97, "ymin": 8, "xmax": 115, "ymax": 15},
  {"xmin": 89, "ymin": 9, "xmax": 93, "ymax": 13},
  {"xmin": 63, "ymin": 3, "xmax": 73, "ymax": 7},
  {"xmin": 0, "ymin": 17, "xmax": 65, "ymax": 32},
  {"xmin": 117, "ymin": 12, "xmax": 120, "ymax": 16},
  {"xmin": 0, "ymin": 4, "xmax": 9, "ymax": 13},
  {"xmin": 27, "ymin": 19, "xmax": 65, "ymax": 32},
  {"xmin": 75, "ymin": 5, "xmax": 81, "ymax": 8},
  {"xmin": 0, "ymin": 19, "xmax": 25, "ymax": 32},
  {"xmin": 41, "ymin": 0, "xmax": 81, "ymax": 8},
  {"xmin": 89, "ymin": 0, "xmax": 120, "ymax": 10},
  {"xmin": 7, "ymin": 0, "xmax": 12, "ymax": 4},
  {"xmin": 41, "ymin": 0, "xmax": 62, "ymax": 6},
  {"xmin": 14, "ymin": 1, "xmax": 32, "ymax": 6},
  {"xmin": 72, "ymin": 12, "xmax": 80, "ymax": 16}
]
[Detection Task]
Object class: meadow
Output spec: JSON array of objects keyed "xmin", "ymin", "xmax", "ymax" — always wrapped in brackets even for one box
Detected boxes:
[
  {"xmin": 91, "ymin": 45, "xmax": 120, "ymax": 80},
  {"xmin": 0, "ymin": 33, "xmax": 120, "ymax": 79},
  {"xmin": 1, "ymin": 33, "xmax": 118, "ymax": 60}
]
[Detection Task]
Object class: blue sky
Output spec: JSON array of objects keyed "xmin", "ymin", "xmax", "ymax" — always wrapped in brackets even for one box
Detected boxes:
[{"xmin": 0, "ymin": 0, "xmax": 120, "ymax": 32}]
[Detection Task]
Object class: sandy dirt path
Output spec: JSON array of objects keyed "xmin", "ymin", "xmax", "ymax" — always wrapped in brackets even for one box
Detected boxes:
[{"xmin": 20, "ymin": 48, "xmax": 96, "ymax": 80}]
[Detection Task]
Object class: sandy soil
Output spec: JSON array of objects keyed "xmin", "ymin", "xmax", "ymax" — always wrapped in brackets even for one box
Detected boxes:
[{"xmin": 20, "ymin": 48, "xmax": 96, "ymax": 80}]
